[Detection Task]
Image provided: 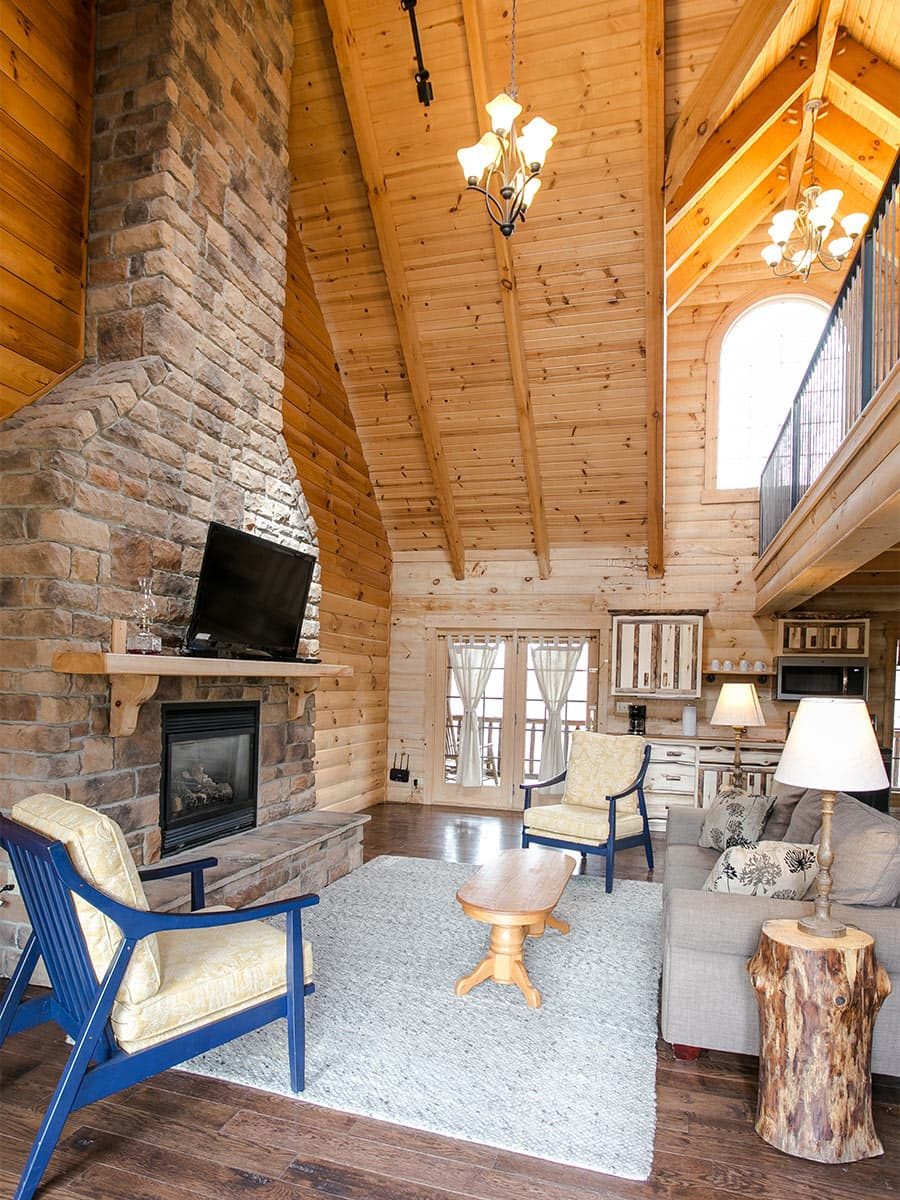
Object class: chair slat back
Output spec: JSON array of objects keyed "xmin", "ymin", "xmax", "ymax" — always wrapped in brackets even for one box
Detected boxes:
[{"xmin": 1, "ymin": 816, "xmax": 104, "ymax": 1033}]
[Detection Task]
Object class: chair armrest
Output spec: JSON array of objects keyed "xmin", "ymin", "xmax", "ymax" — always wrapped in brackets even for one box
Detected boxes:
[
  {"xmin": 49, "ymin": 841, "xmax": 319, "ymax": 938},
  {"xmin": 139, "ymin": 856, "xmax": 218, "ymax": 910},
  {"xmin": 520, "ymin": 771, "xmax": 567, "ymax": 809}
]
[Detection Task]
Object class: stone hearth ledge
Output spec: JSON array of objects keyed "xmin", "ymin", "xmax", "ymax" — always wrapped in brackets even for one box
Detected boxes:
[{"xmin": 141, "ymin": 811, "xmax": 371, "ymax": 913}]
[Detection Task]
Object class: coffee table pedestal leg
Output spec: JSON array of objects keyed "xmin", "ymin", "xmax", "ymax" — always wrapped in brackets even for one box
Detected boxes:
[{"xmin": 455, "ymin": 923, "xmax": 542, "ymax": 1008}]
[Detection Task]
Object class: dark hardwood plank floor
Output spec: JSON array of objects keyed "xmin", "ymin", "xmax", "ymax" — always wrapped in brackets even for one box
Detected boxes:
[{"xmin": 2, "ymin": 802, "xmax": 897, "ymax": 1200}]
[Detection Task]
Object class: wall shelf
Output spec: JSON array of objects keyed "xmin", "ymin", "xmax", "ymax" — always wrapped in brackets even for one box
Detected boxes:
[{"xmin": 52, "ymin": 622, "xmax": 352, "ymax": 736}]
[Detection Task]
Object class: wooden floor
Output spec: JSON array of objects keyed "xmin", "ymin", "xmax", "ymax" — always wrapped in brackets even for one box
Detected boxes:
[{"xmin": 2, "ymin": 802, "xmax": 898, "ymax": 1200}]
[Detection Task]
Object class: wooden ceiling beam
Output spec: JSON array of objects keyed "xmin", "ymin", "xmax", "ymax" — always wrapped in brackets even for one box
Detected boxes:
[
  {"xmin": 667, "ymin": 117, "xmax": 800, "ymax": 273},
  {"xmin": 830, "ymin": 30, "xmax": 900, "ymax": 132},
  {"xmin": 640, "ymin": 0, "xmax": 666, "ymax": 579},
  {"xmin": 320, "ymin": 0, "xmax": 466, "ymax": 580},
  {"xmin": 786, "ymin": 1, "xmax": 846, "ymax": 202},
  {"xmin": 815, "ymin": 102, "xmax": 898, "ymax": 194},
  {"xmin": 666, "ymin": 41, "xmax": 814, "ymax": 226},
  {"xmin": 459, "ymin": 0, "xmax": 551, "ymax": 580},
  {"xmin": 667, "ymin": 168, "xmax": 789, "ymax": 314},
  {"xmin": 664, "ymin": 0, "xmax": 795, "ymax": 201}
]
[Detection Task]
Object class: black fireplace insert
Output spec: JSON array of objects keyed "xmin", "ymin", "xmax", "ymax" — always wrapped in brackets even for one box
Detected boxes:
[{"xmin": 160, "ymin": 702, "xmax": 259, "ymax": 855}]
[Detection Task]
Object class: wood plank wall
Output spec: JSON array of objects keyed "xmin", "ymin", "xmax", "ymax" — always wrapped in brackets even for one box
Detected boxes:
[
  {"xmin": 0, "ymin": 0, "xmax": 95, "ymax": 417},
  {"xmin": 282, "ymin": 214, "xmax": 392, "ymax": 812},
  {"xmin": 386, "ymin": 216, "xmax": 848, "ymax": 802}
]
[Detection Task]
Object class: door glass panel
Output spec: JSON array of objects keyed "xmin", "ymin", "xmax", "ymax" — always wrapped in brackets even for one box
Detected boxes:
[
  {"xmin": 444, "ymin": 640, "xmax": 505, "ymax": 787},
  {"xmin": 522, "ymin": 638, "xmax": 591, "ymax": 783}
]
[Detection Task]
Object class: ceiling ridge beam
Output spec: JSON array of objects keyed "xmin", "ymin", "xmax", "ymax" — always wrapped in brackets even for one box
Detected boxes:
[
  {"xmin": 667, "ymin": 168, "xmax": 790, "ymax": 314},
  {"xmin": 321, "ymin": 0, "xmax": 467, "ymax": 580},
  {"xmin": 640, "ymin": 0, "xmax": 666, "ymax": 579},
  {"xmin": 459, "ymin": 0, "xmax": 551, "ymax": 580},
  {"xmin": 786, "ymin": 0, "xmax": 845, "ymax": 202},
  {"xmin": 665, "ymin": 0, "xmax": 795, "ymax": 201},
  {"xmin": 665, "ymin": 37, "xmax": 814, "ymax": 226}
]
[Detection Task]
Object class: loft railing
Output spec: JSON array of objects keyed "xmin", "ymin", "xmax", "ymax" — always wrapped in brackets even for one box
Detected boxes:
[{"xmin": 759, "ymin": 154, "xmax": 900, "ymax": 553}]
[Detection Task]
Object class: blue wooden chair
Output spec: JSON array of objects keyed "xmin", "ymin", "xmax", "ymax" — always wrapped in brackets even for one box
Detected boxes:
[
  {"xmin": 0, "ymin": 795, "xmax": 317, "ymax": 1200},
  {"xmin": 521, "ymin": 732, "xmax": 653, "ymax": 892}
]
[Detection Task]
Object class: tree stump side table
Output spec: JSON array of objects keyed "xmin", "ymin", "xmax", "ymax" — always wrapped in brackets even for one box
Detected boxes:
[{"xmin": 748, "ymin": 918, "xmax": 891, "ymax": 1163}]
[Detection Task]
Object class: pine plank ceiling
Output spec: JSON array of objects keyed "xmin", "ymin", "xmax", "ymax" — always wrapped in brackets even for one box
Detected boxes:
[{"xmin": 288, "ymin": 0, "xmax": 900, "ymax": 578}]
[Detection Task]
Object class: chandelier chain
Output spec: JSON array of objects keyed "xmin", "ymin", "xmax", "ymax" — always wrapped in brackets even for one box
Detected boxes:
[{"xmin": 509, "ymin": 0, "xmax": 518, "ymax": 100}]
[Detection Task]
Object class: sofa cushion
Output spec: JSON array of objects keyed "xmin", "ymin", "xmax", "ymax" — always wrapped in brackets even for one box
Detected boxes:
[
  {"xmin": 761, "ymin": 781, "xmax": 805, "ymax": 840},
  {"xmin": 816, "ymin": 797, "xmax": 900, "ymax": 907},
  {"xmin": 562, "ymin": 732, "xmax": 646, "ymax": 813},
  {"xmin": 12, "ymin": 794, "xmax": 162, "ymax": 1006},
  {"xmin": 524, "ymin": 802, "xmax": 644, "ymax": 845},
  {"xmin": 698, "ymin": 788, "xmax": 774, "ymax": 851},
  {"xmin": 782, "ymin": 788, "xmax": 852, "ymax": 842},
  {"xmin": 703, "ymin": 841, "xmax": 819, "ymax": 898}
]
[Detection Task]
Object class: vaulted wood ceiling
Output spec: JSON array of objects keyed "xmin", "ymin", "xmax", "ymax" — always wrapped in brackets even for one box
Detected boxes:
[{"xmin": 288, "ymin": 0, "xmax": 900, "ymax": 580}]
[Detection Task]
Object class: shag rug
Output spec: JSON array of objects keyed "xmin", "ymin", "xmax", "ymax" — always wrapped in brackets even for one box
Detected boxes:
[{"xmin": 184, "ymin": 855, "xmax": 664, "ymax": 1180}]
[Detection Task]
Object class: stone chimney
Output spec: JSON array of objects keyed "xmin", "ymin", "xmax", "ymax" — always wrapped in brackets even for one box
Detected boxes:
[{"xmin": 0, "ymin": 0, "xmax": 320, "ymax": 955}]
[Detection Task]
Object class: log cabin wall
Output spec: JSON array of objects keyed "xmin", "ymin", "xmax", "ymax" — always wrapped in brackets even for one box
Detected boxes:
[
  {"xmin": 282, "ymin": 215, "xmax": 391, "ymax": 812},
  {"xmin": 387, "ymin": 216, "xmax": 844, "ymax": 802},
  {"xmin": 0, "ymin": 0, "xmax": 95, "ymax": 417}
]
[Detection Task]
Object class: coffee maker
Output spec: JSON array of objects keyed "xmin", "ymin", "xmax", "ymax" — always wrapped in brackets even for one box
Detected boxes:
[{"xmin": 628, "ymin": 704, "xmax": 646, "ymax": 735}]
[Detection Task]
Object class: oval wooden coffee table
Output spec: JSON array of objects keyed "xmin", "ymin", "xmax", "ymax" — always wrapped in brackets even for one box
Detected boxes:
[{"xmin": 454, "ymin": 847, "xmax": 574, "ymax": 1008}]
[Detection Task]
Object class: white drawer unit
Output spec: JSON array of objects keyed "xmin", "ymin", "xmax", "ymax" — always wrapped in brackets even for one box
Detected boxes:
[{"xmin": 644, "ymin": 740, "xmax": 698, "ymax": 824}]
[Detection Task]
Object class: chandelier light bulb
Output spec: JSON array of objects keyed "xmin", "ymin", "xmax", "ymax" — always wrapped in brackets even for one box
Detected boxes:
[
  {"xmin": 485, "ymin": 92, "xmax": 522, "ymax": 135},
  {"xmin": 522, "ymin": 175, "xmax": 542, "ymax": 208},
  {"xmin": 841, "ymin": 211, "xmax": 867, "ymax": 237},
  {"xmin": 456, "ymin": 132, "xmax": 502, "ymax": 184},
  {"xmin": 816, "ymin": 188, "xmax": 843, "ymax": 215},
  {"xmin": 761, "ymin": 244, "xmax": 783, "ymax": 267},
  {"xmin": 518, "ymin": 117, "xmax": 557, "ymax": 170},
  {"xmin": 828, "ymin": 235, "xmax": 853, "ymax": 258}
]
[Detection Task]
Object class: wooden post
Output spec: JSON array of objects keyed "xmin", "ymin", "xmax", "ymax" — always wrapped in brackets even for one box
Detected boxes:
[{"xmin": 748, "ymin": 918, "xmax": 891, "ymax": 1163}]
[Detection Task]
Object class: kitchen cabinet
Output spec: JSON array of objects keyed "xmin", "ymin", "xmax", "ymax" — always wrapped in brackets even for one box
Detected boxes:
[
  {"xmin": 777, "ymin": 618, "xmax": 869, "ymax": 657},
  {"xmin": 612, "ymin": 615, "xmax": 703, "ymax": 699}
]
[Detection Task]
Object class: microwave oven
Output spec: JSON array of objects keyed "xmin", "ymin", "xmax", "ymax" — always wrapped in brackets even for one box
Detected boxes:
[{"xmin": 776, "ymin": 656, "xmax": 868, "ymax": 701}]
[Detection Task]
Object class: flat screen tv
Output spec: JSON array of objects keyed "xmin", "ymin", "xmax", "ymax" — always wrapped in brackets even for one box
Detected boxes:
[{"xmin": 184, "ymin": 523, "xmax": 316, "ymax": 660}]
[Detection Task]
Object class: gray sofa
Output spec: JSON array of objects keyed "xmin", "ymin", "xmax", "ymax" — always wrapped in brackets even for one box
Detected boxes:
[{"xmin": 661, "ymin": 802, "xmax": 900, "ymax": 1077}]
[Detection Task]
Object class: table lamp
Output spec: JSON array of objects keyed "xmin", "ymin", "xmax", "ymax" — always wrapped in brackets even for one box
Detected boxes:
[
  {"xmin": 710, "ymin": 682, "xmax": 765, "ymax": 790},
  {"xmin": 775, "ymin": 697, "xmax": 888, "ymax": 938}
]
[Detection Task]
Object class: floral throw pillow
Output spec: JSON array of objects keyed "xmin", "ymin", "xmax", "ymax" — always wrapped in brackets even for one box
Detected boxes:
[
  {"xmin": 698, "ymin": 788, "xmax": 775, "ymax": 852},
  {"xmin": 703, "ymin": 841, "xmax": 819, "ymax": 899}
]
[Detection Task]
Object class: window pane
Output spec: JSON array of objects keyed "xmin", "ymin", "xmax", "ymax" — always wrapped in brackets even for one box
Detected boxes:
[
  {"xmin": 522, "ymin": 638, "xmax": 590, "ymax": 782},
  {"xmin": 444, "ymin": 640, "xmax": 504, "ymax": 786},
  {"xmin": 717, "ymin": 298, "xmax": 828, "ymax": 489}
]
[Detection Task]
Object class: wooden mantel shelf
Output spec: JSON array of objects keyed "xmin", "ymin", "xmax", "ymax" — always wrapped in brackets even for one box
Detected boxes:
[{"xmin": 52, "ymin": 622, "xmax": 352, "ymax": 736}]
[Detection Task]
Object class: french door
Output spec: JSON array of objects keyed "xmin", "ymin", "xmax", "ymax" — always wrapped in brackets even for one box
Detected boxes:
[{"xmin": 429, "ymin": 631, "xmax": 600, "ymax": 809}]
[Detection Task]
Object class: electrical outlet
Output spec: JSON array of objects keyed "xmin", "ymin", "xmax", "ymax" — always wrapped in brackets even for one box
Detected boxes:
[{"xmin": 615, "ymin": 702, "xmax": 630, "ymax": 715}]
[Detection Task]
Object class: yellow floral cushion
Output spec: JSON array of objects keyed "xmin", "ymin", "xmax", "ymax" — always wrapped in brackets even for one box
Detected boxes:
[
  {"xmin": 562, "ymin": 732, "xmax": 646, "ymax": 812},
  {"xmin": 113, "ymin": 919, "xmax": 314, "ymax": 1053},
  {"xmin": 524, "ymin": 802, "xmax": 645, "ymax": 846},
  {"xmin": 12, "ymin": 794, "xmax": 161, "ymax": 1005}
]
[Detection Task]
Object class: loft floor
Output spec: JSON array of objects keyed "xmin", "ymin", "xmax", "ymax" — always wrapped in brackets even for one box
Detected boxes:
[{"xmin": 2, "ymin": 803, "xmax": 898, "ymax": 1199}]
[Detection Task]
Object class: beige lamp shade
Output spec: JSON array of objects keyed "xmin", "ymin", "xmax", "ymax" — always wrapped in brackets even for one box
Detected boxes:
[
  {"xmin": 710, "ymin": 682, "xmax": 765, "ymax": 729},
  {"xmin": 775, "ymin": 697, "xmax": 888, "ymax": 791}
]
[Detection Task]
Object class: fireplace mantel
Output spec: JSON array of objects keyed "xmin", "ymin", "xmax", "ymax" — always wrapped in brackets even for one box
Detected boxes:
[{"xmin": 53, "ymin": 624, "xmax": 352, "ymax": 736}]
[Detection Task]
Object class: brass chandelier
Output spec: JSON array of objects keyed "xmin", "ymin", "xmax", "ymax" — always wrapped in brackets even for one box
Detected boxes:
[
  {"xmin": 455, "ymin": 0, "xmax": 556, "ymax": 237},
  {"xmin": 762, "ymin": 101, "xmax": 867, "ymax": 279}
]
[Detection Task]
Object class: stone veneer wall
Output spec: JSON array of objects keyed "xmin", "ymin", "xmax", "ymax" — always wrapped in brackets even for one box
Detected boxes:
[{"xmin": 0, "ymin": 0, "xmax": 323, "ymax": 972}]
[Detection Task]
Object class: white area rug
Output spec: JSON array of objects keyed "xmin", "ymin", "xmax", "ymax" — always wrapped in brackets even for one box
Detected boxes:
[{"xmin": 184, "ymin": 855, "xmax": 664, "ymax": 1180}]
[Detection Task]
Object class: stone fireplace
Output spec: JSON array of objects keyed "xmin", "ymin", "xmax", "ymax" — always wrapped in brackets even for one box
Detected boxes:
[{"xmin": 0, "ymin": 0, "xmax": 367, "ymax": 976}]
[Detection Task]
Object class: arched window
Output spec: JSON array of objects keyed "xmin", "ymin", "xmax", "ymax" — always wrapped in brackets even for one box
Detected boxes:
[{"xmin": 715, "ymin": 296, "xmax": 829, "ymax": 490}]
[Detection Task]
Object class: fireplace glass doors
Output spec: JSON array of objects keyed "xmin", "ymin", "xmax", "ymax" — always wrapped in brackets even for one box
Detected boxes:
[{"xmin": 160, "ymin": 702, "xmax": 259, "ymax": 855}]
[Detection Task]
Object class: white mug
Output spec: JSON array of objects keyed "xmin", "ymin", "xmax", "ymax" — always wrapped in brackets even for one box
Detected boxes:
[
  {"xmin": 710, "ymin": 658, "xmax": 721, "ymax": 670},
  {"xmin": 754, "ymin": 660, "xmax": 767, "ymax": 672},
  {"xmin": 723, "ymin": 660, "xmax": 734, "ymax": 671},
  {"xmin": 739, "ymin": 660, "xmax": 750, "ymax": 672}
]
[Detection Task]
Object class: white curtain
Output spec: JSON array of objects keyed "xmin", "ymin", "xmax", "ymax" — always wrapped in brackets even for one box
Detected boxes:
[
  {"xmin": 448, "ymin": 636, "xmax": 500, "ymax": 787},
  {"xmin": 531, "ymin": 637, "xmax": 586, "ymax": 788}
]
